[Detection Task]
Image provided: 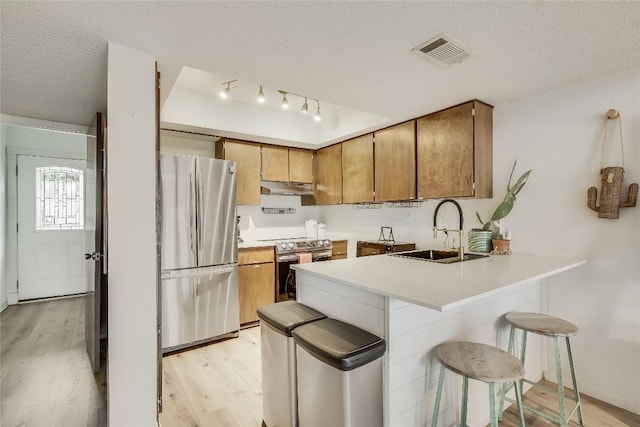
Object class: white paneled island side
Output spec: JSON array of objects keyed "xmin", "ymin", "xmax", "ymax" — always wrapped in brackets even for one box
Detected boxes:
[{"xmin": 293, "ymin": 253, "xmax": 586, "ymax": 427}]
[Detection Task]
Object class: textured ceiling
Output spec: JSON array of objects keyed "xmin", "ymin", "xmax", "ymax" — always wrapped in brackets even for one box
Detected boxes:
[{"xmin": 1, "ymin": 1, "xmax": 639, "ymax": 144}]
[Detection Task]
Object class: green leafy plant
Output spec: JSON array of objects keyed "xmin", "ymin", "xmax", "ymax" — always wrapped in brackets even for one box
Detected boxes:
[{"xmin": 476, "ymin": 161, "xmax": 532, "ymax": 234}]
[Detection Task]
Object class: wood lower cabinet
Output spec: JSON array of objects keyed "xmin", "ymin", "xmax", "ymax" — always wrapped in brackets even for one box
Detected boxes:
[
  {"xmin": 289, "ymin": 148, "xmax": 313, "ymax": 183},
  {"xmin": 374, "ymin": 121, "xmax": 416, "ymax": 202},
  {"xmin": 342, "ymin": 134, "xmax": 374, "ymax": 203},
  {"xmin": 331, "ymin": 240, "xmax": 348, "ymax": 260},
  {"xmin": 417, "ymin": 100, "xmax": 493, "ymax": 199},
  {"xmin": 238, "ymin": 247, "xmax": 275, "ymax": 325},
  {"xmin": 215, "ymin": 139, "xmax": 261, "ymax": 205},
  {"xmin": 315, "ymin": 144, "xmax": 342, "ymax": 205}
]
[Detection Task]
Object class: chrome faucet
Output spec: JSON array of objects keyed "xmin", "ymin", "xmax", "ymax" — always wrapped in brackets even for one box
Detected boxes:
[{"xmin": 433, "ymin": 199, "xmax": 464, "ymax": 261}]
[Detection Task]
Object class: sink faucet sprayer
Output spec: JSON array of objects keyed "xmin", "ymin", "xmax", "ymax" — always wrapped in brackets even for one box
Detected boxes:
[{"xmin": 433, "ymin": 199, "xmax": 464, "ymax": 261}]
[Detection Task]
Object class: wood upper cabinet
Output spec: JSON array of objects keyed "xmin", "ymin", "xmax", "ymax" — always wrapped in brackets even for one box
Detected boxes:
[
  {"xmin": 289, "ymin": 148, "xmax": 313, "ymax": 183},
  {"xmin": 238, "ymin": 247, "xmax": 275, "ymax": 325},
  {"xmin": 315, "ymin": 144, "xmax": 342, "ymax": 205},
  {"xmin": 216, "ymin": 139, "xmax": 261, "ymax": 205},
  {"xmin": 261, "ymin": 146, "xmax": 313, "ymax": 184},
  {"xmin": 342, "ymin": 134, "xmax": 374, "ymax": 203},
  {"xmin": 374, "ymin": 121, "xmax": 416, "ymax": 202},
  {"xmin": 417, "ymin": 100, "xmax": 493, "ymax": 199},
  {"xmin": 261, "ymin": 145, "xmax": 289, "ymax": 182}
]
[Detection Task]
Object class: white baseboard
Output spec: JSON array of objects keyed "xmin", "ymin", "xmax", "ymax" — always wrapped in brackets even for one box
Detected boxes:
[
  {"xmin": 0, "ymin": 300, "xmax": 8, "ymax": 313},
  {"xmin": 8, "ymin": 292, "xmax": 18, "ymax": 305},
  {"xmin": 544, "ymin": 372, "xmax": 639, "ymax": 415}
]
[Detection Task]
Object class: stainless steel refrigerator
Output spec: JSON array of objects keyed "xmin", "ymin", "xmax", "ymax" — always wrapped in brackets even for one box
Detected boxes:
[{"xmin": 160, "ymin": 154, "xmax": 239, "ymax": 353}]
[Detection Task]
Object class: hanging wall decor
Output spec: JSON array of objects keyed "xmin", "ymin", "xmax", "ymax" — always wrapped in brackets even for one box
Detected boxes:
[{"xmin": 587, "ymin": 109, "xmax": 638, "ymax": 219}]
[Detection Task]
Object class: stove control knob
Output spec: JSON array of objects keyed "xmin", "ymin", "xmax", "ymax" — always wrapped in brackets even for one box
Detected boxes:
[
  {"xmin": 287, "ymin": 242, "xmax": 294, "ymax": 249},
  {"xmin": 318, "ymin": 240, "xmax": 325, "ymax": 247},
  {"xmin": 280, "ymin": 243, "xmax": 287, "ymax": 250},
  {"xmin": 324, "ymin": 239, "xmax": 331, "ymax": 246}
]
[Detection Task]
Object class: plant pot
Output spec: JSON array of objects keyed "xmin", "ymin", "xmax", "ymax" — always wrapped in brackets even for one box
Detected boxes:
[
  {"xmin": 468, "ymin": 229, "xmax": 493, "ymax": 253},
  {"xmin": 492, "ymin": 239, "xmax": 511, "ymax": 254}
]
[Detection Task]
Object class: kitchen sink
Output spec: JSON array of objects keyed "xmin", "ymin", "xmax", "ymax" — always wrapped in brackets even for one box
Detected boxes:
[{"xmin": 391, "ymin": 249, "xmax": 489, "ymax": 264}]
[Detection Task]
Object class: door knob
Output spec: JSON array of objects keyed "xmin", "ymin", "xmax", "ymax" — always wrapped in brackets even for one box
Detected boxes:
[
  {"xmin": 85, "ymin": 252, "xmax": 102, "ymax": 261},
  {"xmin": 85, "ymin": 253, "xmax": 93, "ymax": 260}
]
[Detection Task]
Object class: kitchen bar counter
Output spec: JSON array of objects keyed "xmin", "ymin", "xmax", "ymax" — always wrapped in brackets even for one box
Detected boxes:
[
  {"xmin": 293, "ymin": 253, "xmax": 587, "ymax": 426},
  {"xmin": 293, "ymin": 253, "xmax": 586, "ymax": 311}
]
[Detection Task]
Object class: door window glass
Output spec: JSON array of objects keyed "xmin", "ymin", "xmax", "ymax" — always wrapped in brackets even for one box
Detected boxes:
[{"xmin": 35, "ymin": 166, "xmax": 84, "ymax": 230}]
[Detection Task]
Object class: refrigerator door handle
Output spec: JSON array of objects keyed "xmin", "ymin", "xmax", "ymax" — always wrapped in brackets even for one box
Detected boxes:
[
  {"xmin": 197, "ymin": 172, "xmax": 203, "ymax": 257},
  {"xmin": 189, "ymin": 173, "xmax": 195, "ymax": 253}
]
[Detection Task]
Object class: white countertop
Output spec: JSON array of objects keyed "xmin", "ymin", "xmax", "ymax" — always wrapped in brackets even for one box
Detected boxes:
[{"xmin": 293, "ymin": 253, "xmax": 587, "ymax": 311}]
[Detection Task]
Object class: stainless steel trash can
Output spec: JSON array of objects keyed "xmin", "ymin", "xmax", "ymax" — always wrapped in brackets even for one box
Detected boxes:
[
  {"xmin": 257, "ymin": 301, "xmax": 326, "ymax": 427},
  {"xmin": 292, "ymin": 318, "xmax": 387, "ymax": 427}
]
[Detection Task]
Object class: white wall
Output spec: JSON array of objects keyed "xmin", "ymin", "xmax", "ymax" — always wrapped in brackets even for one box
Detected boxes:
[
  {"xmin": 2, "ymin": 124, "xmax": 86, "ymax": 156},
  {"xmin": 2, "ymin": 123, "xmax": 86, "ymax": 305},
  {"xmin": 107, "ymin": 43, "xmax": 158, "ymax": 426},
  {"xmin": 496, "ymin": 68, "xmax": 639, "ymax": 413},
  {"xmin": 159, "ymin": 129, "xmax": 217, "ymax": 157},
  {"xmin": 323, "ymin": 68, "xmax": 640, "ymax": 413},
  {"xmin": 0, "ymin": 125, "xmax": 7, "ymax": 311}
]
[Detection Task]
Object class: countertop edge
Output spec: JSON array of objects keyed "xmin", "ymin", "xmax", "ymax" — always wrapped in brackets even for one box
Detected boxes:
[{"xmin": 294, "ymin": 255, "xmax": 588, "ymax": 311}]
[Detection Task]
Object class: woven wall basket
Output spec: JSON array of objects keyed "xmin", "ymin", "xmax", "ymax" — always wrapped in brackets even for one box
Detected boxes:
[{"xmin": 587, "ymin": 110, "xmax": 638, "ymax": 219}]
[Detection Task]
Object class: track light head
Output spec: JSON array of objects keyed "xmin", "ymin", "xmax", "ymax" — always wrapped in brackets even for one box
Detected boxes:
[
  {"xmin": 281, "ymin": 92, "xmax": 289, "ymax": 109},
  {"xmin": 301, "ymin": 97, "xmax": 309, "ymax": 114},
  {"xmin": 220, "ymin": 79, "xmax": 237, "ymax": 99},
  {"xmin": 314, "ymin": 102, "xmax": 322, "ymax": 122},
  {"xmin": 257, "ymin": 85, "xmax": 265, "ymax": 103}
]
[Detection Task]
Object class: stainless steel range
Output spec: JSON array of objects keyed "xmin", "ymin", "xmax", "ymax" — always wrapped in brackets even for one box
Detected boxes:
[
  {"xmin": 263, "ymin": 238, "xmax": 333, "ymax": 299},
  {"xmin": 272, "ymin": 238, "xmax": 333, "ymax": 261}
]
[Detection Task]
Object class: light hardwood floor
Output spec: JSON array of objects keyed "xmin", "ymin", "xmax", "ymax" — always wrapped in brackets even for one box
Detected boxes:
[
  {"xmin": 0, "ymin": 296, "xmax": 106, "ymax": 427},
  {"xmin": 3, "ymin": 298, "xmax": 638, "ymax": 427}
]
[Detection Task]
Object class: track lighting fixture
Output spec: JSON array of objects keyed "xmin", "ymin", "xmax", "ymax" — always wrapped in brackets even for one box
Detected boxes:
[
  {"xmin": 314, "ymin": 101, "xmax": 322, "ymax": 122},
  {"xmin": 217, "ymin": 81, "xmax": 321, "ymax": 122},
  {"xmin": 219, "ymin": 79, "xmax": 237, "ymax": 99}
]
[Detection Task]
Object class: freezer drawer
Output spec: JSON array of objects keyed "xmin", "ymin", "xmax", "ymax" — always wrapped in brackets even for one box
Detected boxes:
[{"xmin": 161, "ymin": 264, "xmax": 240, "ymax": 352}]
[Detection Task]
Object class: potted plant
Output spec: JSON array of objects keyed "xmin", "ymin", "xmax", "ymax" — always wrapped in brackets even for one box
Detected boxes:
[{"xmin": 470, "ymin": 161, "xmax": 532, "ymax": 253}]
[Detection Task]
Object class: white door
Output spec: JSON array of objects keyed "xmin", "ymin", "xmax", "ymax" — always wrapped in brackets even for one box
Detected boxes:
[{"xmin": 17, "ymin": 155, "xmax": 86, "ymax": 300}]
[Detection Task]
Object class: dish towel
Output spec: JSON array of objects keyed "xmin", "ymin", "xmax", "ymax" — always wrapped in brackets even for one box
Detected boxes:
[{"xmin": 297, "ymin": 252, "xmax": 313, "ymax": 264}]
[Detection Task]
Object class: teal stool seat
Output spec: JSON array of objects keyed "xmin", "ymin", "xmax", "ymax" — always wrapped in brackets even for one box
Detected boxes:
[
  {"xmin": 499, "ymin": 312, "xmax": 585, "ymax": 427},
  {"xmin": 432, "ymin": 341, "xmax": 526, "ymax": 427}
]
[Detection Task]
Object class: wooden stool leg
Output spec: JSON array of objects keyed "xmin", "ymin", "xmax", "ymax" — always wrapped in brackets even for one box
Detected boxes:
[
  {"xmin": 514, "ymin": 380, "xmax": 526, "ymax": 427},
  {"xmin": 519, "ymin": 330, "xmax": 528, "ymax": 394},
  {"xmin": 566, "ymin": 337, "xmax": 585, "ymax": 426},
  {"xmin": 489, "ymin": 382, "xmax": 497, "ymax": 427},
  {"xmin": 553, "ymin": 337, "xmax": 567, "ymax": 427},
  {"xmin": 432, "ymin": 365, "xmax": 446, "ymax": 427},
  {"xmin": 498, "ymin": 325, "xmax": 516, "ymax": 420},
  {"xmin": 461, "ymin": 376, "xmax": 469, "ymax": 427}
]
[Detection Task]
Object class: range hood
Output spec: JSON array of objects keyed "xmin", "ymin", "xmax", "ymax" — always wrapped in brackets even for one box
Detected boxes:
[{"xmin": 260, "ymin": 181, "xmax": 314, "ymax": 196}]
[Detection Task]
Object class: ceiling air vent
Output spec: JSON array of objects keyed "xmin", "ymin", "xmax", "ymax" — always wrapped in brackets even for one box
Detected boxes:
[{"xmin": 411, "ymin": 33, "xmax": 470, "ymax": 66}]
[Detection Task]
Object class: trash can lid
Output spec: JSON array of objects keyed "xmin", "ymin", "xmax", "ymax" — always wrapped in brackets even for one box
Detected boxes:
[
  {"xmin": 292, "ymin": 318, "xmax": 386, "ymax": 371},
  {"xmin": 257, "ymin": 301, "xmax": 326, "ymax": 337}
]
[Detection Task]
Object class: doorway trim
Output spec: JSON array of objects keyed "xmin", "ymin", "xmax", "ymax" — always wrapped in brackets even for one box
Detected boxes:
[{"xmin": 6, "ymin": 146, "xmax": 86, "ymax": 305}]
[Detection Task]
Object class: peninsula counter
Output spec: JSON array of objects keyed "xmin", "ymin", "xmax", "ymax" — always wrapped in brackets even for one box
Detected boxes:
[{"xmin": 293, "ymin": 253, "xmax": 586, "ymax": 426}]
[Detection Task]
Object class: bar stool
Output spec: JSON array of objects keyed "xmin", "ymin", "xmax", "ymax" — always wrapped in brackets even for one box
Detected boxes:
[
  {"xmin": 432, "ymin": 341, "xmax": 526, "ymax": 427},
  {"xmin": 499, "ymin": 312, "xmax": 584, "ymax": 427}
]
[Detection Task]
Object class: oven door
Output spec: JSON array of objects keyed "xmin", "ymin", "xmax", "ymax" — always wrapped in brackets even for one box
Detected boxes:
[
  {"xmin": 276, "ymin": 258, "xmax": 296, "ymax": 300},
  {"xmin": 275, "ymin": 250, "xmax": 332, "ymax": 300}
]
